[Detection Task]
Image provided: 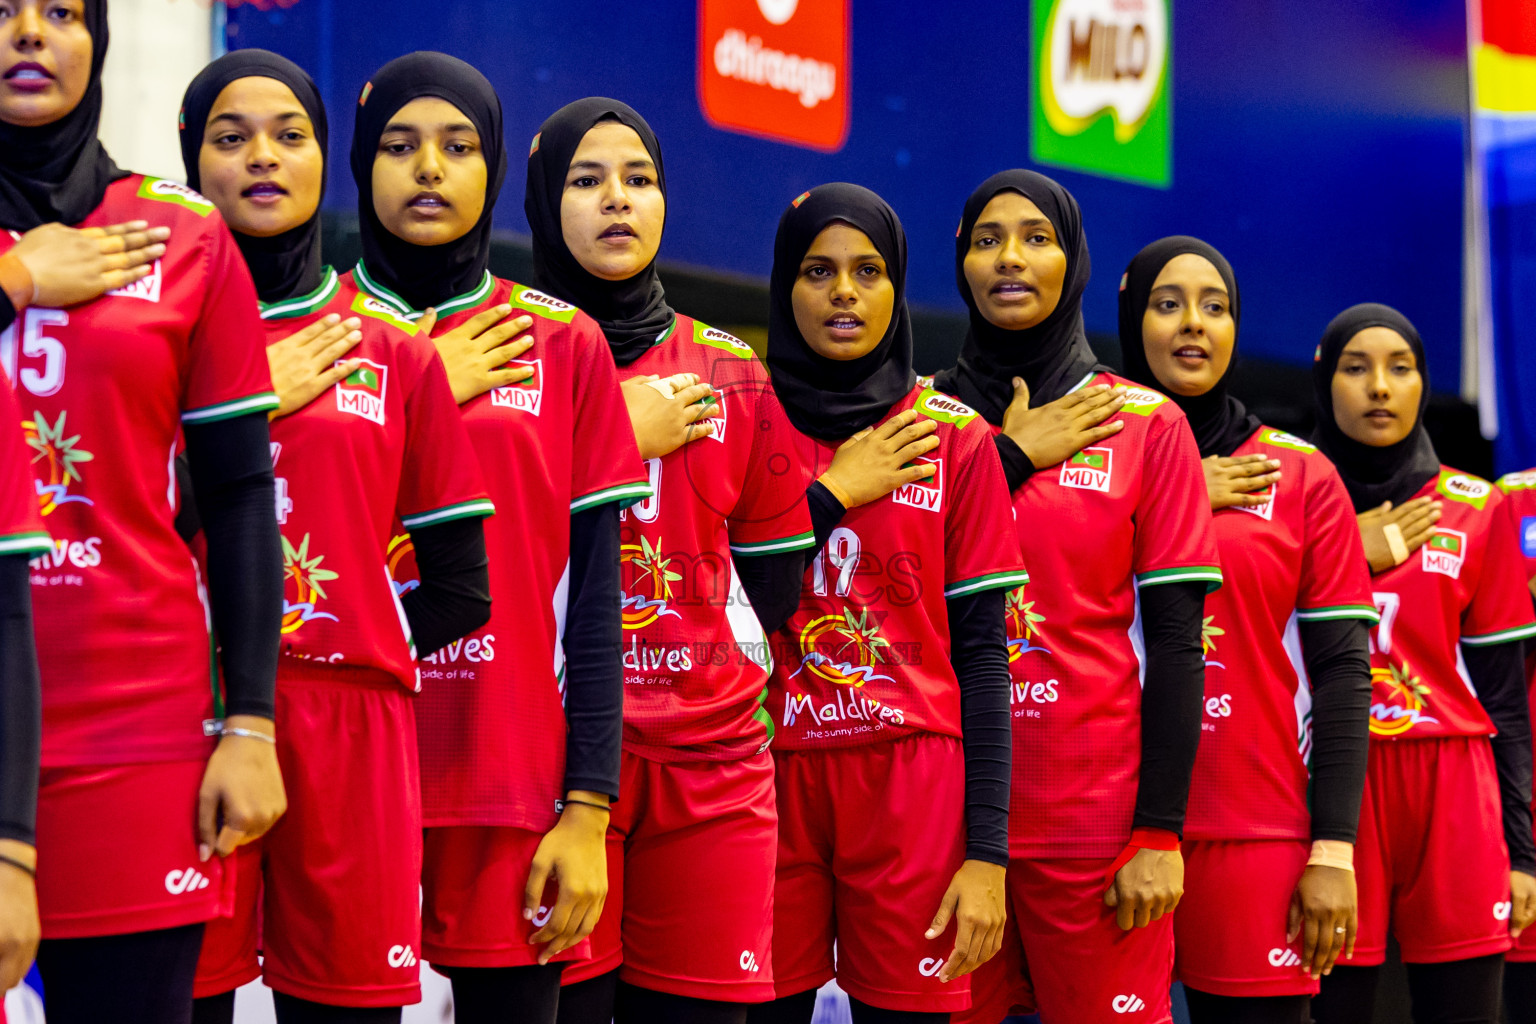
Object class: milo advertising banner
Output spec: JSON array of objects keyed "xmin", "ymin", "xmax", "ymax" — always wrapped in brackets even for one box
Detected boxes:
[{"xmin": 1032, "ymin": 0, "xmax": 1171, "ymax": 187}]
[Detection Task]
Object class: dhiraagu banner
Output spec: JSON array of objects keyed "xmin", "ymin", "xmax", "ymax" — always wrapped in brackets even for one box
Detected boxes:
[{"xmin": 1032, "ymin": 0, "xmax": 1171, "ymax": 187}]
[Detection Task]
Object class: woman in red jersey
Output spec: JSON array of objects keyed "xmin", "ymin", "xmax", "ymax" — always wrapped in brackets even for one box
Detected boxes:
[
  {"xmin": 178, "ymin": 49, "xmax": 495, "ymax": 1024},
  {"xmin": 1118, "ymin": 237, "xmax": 1375, "ymax": 1024},
  {"xmin": 1307, "ymin": 305, "xmax": 1536, "ymax": 1024},
  {"xmin": 0, "ymin": 3, "xmax": 288, "ymax": 1021},
  {"xmin": 526, "ymin": 98, "xmax": 815, "ymax": 1024},
  {"xmin": 748, "ymin": 182, "xmax": 1024, "ymax": 1024},
  {"xmin": 931, "ymin": 170, "xmax": 1220, "ymax": 1024},
  {"xmin": 339, "ymin": 53, "xmax": 650, "ymax": 1024}
]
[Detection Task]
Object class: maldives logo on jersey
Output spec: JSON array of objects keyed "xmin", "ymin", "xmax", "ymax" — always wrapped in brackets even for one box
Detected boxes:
[
  {"xmin": 490, "ymin": 359, "xmax": 543, "ymax": 415},
  {"xmin": 23, "ymin": 409, "xmax": 93, "ymax": 515},
  {"xmin": 1005, "ymin": 587, "xmax": 1049, "ymax": 661},
  {"xmin": 281, "ymin": 533, "xmax": 339, "ymax": 634},
  {"xmin": 106, "ymin": 258, "xmax": 162, "ymax": 303},
  {"xmin": 1059, "ymin": 446, "xmax": 1113, "ymax": 492},
  {"xmin": 1234, "ymin": 479, "xmax": 1276, "ymax": 521},
  {"xmin": 1200, "ymin": 615, "xmax": 1227, "ymax": 669},
  {"xmin": 790, "ymin": 604, "xmax": 895, "ymax": 687},
  {"xmin": 892, "ymin": 456, "xmax": 942, "ymax": 512},
  {"xmin": 1422, "ymin": 529, "xmax": 1466, "ymax": 579},
  {"xmin": 1369, "ymin": 659, "xmax": 1437, "ymax": 736},
  {"xmin": 336, "ymin": 359, "xmax": 387, "ymax": 425},
  {"xmin": 622, "ymin": 534, "xmax": 684, "ymax": 629}
]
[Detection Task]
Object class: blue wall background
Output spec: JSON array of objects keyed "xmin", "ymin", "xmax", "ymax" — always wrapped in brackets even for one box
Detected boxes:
[{"xmin": 227, "ymin": 0, "xmax": 1472, "ymax": 389}]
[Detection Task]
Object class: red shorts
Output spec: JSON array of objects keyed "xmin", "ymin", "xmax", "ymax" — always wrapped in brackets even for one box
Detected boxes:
[
  {"xmin": 771, "ymin": 735, "xmax": 969, "ymax": 1012},
  {"xmin": 421, "ymin": 826, "xmax": 592, "ymax": 969},
  {"xmin": 1347, "ymin": 736, "xmax": 1512, "ymax": 966},
  {"xmin": 955, "ymin": 856, "xmax": 1174, "ymax": 1024},
  {"xmin": 561, "ymin": 750, "xmax": 776, "ymax": 1002},
  {"xmin": 35, "ymin": 760, "xmax": 232, "ymax": 939},
  {"xmin": 194, "ymin": 671, "xmax": 424, "ymax": 1007},
  {"xmin": 1176, "ymin": 839, "xmax": 1315, "ymax": 997}
]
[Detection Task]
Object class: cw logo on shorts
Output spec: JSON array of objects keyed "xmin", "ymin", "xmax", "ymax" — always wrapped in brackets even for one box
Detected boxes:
[
  {"xmin": 739, "ymin": 950, "xmax": 761, "ymax": 973},
  {"xmin": 531, "ymin": 905, "xmax": 554, "ymax": 928},
  {"xmin": 1496, "ymin": 901, "xmax": 1514, "ymax": 922},
  {"xmin": 164, "ymin": 867, "xmax": 210, "ymax": 895},
  {"xmin": 1112, "ymin": 993, "xmax": 1146, "ymax": 1014},
  {"xmin": 387, "ymin": 944, "xmax": 418, "ymax": 968},
  {"xmin": 918, "ymin": 957, "xmax": 944, "ymax": 977},
  {"xmin": 1268, "ymin": 947, "xmax": 1302, "ymax": 968}
]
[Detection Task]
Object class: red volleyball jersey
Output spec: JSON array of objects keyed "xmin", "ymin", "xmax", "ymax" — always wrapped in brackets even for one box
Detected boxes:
[
  {"xmin": 0, "ymin": 367, "xmax": 48, "ymax": 560},
  {"xmin": 972, "ymin": 371, "xmax": 1223, "ymax": 859},
  {"xmin": 1366, "ymin": 468, "xmax": 1536, "ymax": 739},
  {"xmin": 2, "ymin": 175, "xmax": 278, "ymax": 767},
  {"xmin": 264, "ymin": 269, "xmax": 492, "ymax": 690},
  {"xmin": 1497, "ymin": 469, "xmax": 1536, "ymax": 585},
  {"xmin": 766, "ymin": 385, "xmax": 1028, "ymax": 750},
  {"xmin": 353, "ymin": 267, "xmax": 651, "ymax": 830},
  {"xmin": 1183, "ymin": 427, "xmax": 1378, "ymax": 840},
  {"xmin": 616, "ymin": 314, "xmax": 814, "ymax": 762}
]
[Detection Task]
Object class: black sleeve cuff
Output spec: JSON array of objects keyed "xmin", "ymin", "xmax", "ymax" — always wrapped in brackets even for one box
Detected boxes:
[{"xmin": 994, "ymin": 434, "xmax": 1036, "ymax": 493}]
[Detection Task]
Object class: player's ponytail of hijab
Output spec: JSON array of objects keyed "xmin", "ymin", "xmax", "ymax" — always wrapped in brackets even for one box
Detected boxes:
[
  {"xmin": 932, "ymin": 169, "xmax": 1107, "ymax": 425},
  {"xmin": 765, "ymin": 182, "xmax": 915, "ymax": 441},
  {"xmin": 178, "ymin": 49, "xmax": 328, "ymax": 304},
  {"xmin": 1310, "ymin": 302, "xmax": 1440, "ymax": 512},
  {"xmin": 0, "ymin": 0, "xmax": 126, "ymax": 229},
  {"xmin": 1117, "ymin": 235, "xmax": 1260, "ymax": 458},
  {"xmin": 524, "ymin": 97, "xmax": 673, "ymax": 366},
  {"xmin": 349, "ymin": 51, "xmax": 507, "ymax": 312}
]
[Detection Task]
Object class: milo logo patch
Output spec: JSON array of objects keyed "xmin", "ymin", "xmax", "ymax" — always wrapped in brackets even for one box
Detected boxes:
[
  {"xmin": 1116, "ymin": 386, "xmax": 1167, "ymax": 416},
  {"xmin": 1260, "ymin": 429, "xmax": 1315, "ymax": 454},
  {"xmin": 138, "ymin": 177, "xmax": 215, "ymax": 216},
  {"xmin": 1437, "ymin": 472, "xmax": 1491, "ymax": 510},
  {"xmin": 693, "ymin": 323, "xmax": 755, "ymax": 359},
  {"xmin": 512, "ymin": 286, "xmax": 577, "ymax": 323},
  {"xmin": 350, "ymin": 293, "xmax": 419, "ymax": 335},
  {"xmin": 916, "ymin": 389, "xmax": 979, "ymax": 428}
]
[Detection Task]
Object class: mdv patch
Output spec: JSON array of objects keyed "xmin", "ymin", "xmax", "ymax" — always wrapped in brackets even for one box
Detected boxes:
[
  {"xmin": 1523, "ymin": 517, "xmax": 1536, "ymax": 559},
  {"xmin": 1422, "ymin": 528, "xmax": 1466, "ymax": 579},
  {"xmin": 491, "ymin": 358, "xmax": 542, "ymax": 415},
  {"xmin": 336, "ymin": 359, "xmax": 388, "ymax": 425},
  {"xmin": 106, "ymin": 258, "xmax": 162, "ymax": 302},
  {"xmin": 1234, "ymin": 478, "xmax": 1276, "ymax": 521},
  {"xmin": 1059, "ymin": 446, "xmax": 1113, "ymax": 492},
  {"xmin": 892, "ymin": 455, "xmax": 942, "ymax": 512}
]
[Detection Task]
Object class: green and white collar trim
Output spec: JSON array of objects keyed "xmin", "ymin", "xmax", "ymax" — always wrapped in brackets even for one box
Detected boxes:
[
  {"xmin": 353, "ymin": 260, "xmax": 494, "ymax": 321},
  {"xmin": 259, "ymin": 267, "xmax": 340, "ymax": 320}
]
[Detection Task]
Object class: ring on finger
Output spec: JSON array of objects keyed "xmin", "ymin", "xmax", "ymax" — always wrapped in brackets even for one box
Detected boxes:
[{"xmin": 1335, "ymin": 926, "xmax": 1346, "ymax": 934}]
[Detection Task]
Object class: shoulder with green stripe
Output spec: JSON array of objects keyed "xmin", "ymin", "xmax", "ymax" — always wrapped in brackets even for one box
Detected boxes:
[
  {"xmin": 507, "ymin": 283, "xmax": 580, "ymax": 324},
  {"xmin": 0, "ymin": 530, "xmax": 52, "ymax": 558},
  {"xmin": 688, "ymin": 319, "xmax": 757, "ymax": 360},
  {"xmin": 134, "ymin": 176, "xmax": 215, "ymax": 217},
  {"xmin": 1255, "ymin": 428, "xmax": 1317, "ymax": 455},
  {"xmin": 1497, "ymin": 470, "xmax": 1536, "ymax": 494},
  {"xmin": 349, "ymin": 292, "xmax": 419, "ymax": 336},
  {"xmin": 1104, "ymin": 376, "xmax": 1169, "ymax": 417},
  {"xmin": 1435, "ymin": 468, "xmax": 1494, "ymax": 511},
  {"xmin": 912, "ymin": 387, "xmax": 981, "ymax": 429}
]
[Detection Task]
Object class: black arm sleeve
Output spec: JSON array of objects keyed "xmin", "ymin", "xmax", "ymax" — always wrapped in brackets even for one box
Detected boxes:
[
  {"xmin": 0, "ymin": 288, "xmax": 15, "ymax": 335},
  {"xmin": 399, "ymin": 516, "xmax": 491, "ymax": 660},
  {"xmin": 0, "ymin": 555, "xmax": 40, "ymax": 845},
  {"xmin": 736, "ymin": 549, "xmax": 807, "ymax": 636},
  {"xmin": 806, "ymin": 481, "xmax": 846, "ymax": 551},
  {"xmin": 183, "ymin": 413, "xmax": 282, "ymax": 722},
  {"xmin": 947, "ymin": 587, "xmax": 1012, "ymax": 866},
  {"xmin": 561, "ymin": 503, "xmax": 623, "ymax": 801},
  {"xmin": 1298, "ymin": 618, "xmax": 1373, "ymax": 843},
  {"xmin": 173, "ymin": 452, "xmax": 200, "ymax": 544},
  {"xmin": 1132, "ymin": 581, "xmax": 1207, "ymax": 836},
  {"xmin": 993, "ymin": 434, "xmax": 1037, "ymax": 493},
  {"xmin": 1463, "ymin": 639, "xmax": 1536, "ymax": 874}
]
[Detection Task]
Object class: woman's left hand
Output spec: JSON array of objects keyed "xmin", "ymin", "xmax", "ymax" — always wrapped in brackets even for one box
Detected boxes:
[
  {"xmin": 525, "ymin": 793, "xmax": 611, "ymax": 964},
  {"xmin": 196, "ymin": 715, "xmax": 287, "ymax": 860},
  {"xmin": 1105, "ymin": 847, "xmax": 1184, "ymax": 930},
  {"xmin": 1511, "ymin": 870, "xmax": 1536, "ymax": 939},
  {"xmin": 924, "ymin": 859, "xmax": 1007, "ymax": 982},
  {"xmin": 1287, "ymin": 864, "xmax": 1356, "ymax": 976}
]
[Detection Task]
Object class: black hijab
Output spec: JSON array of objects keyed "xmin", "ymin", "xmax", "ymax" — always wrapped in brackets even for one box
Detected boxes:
[
  {"xmin": 766, "ymin": 184, "xmax": 916, "ymax": 441},
  {"xmin": 179, "ymin": 49, "xmax": 327, "ymax": 304},
  {"xmin": 349, "ymin": 51, "xmax": 506, "ymax": 311},
  {"xmin": 0, "ymin": 0, "xmax": 127, "ymax": 229},
  {"xmin": 1118, "ymin": 236, "xmax": 1259, "ymax": 458},
  {"xmin": 931, "ymin": 169, "xmax": 1107, "ymax": 425},
  {"xmin": 1311, "ymin": 303, "xmax": 1441, "ymax": 512},
  {"xmin": 525, "ymin": 97, "xmax": 673, "ymax": 365}
]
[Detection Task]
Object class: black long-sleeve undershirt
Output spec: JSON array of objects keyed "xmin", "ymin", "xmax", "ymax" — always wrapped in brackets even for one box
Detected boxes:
[
  {"xmin": 183, "ymin": 412, "xmax": 281, "ymax": 722},
  {"xmin": 1298, "ymin": 618, "xmax": 1373, "ymax": 843},
  {"xmin": 947, "ymin": 587, "xmax": 1012, "ymax": 865},
  {"xmin": 1463, "ymin": 639, "xmax": 1536, "ymax": 874},
  {"xmin": 994, "ymin": 434, "xmax": 1038, "ymax": 493},
  {"xmin": 736, "ymin": 549, "xmax": 808, "ymax": 636},
  {"xmin": 0, "ymin": 290, "xmax": 15, "ymax": 335},
  {"xmin": 1133, "ymin": 581, "xmax": 1207, "ymax": 837},
  {"xmin": 560, "ymin": 503, "xmax": 623, "ymax": 801},
  {"xmin": 400, "ymin": 516, "xmax": 491, "ymax": 662},
  {"xmin": 0, "ymin": 555, "xmax": 40, "ymax": 845}
]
